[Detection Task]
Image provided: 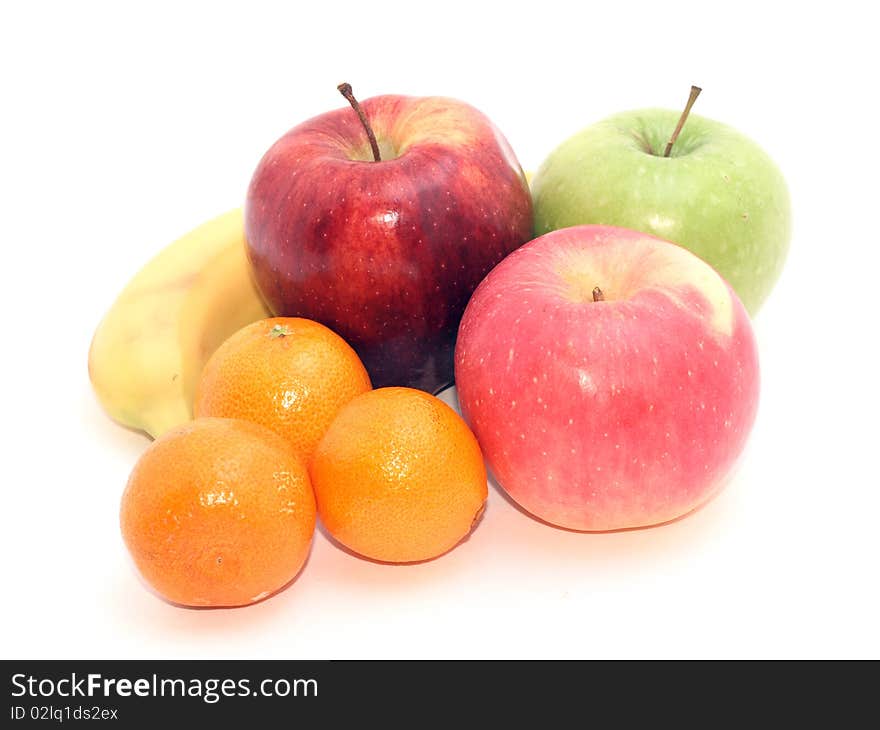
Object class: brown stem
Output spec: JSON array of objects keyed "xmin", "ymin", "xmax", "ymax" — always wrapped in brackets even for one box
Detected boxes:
[
  {"xmin": 337, "ymin": 82, "xmax": 381, "ymax": 162},
  {"xmin": 664, "ymin": 85, "xmax": 702, "ymax": 158},
  {"xmin": 592, "ymin": 287, "xmax": 604, "ymax": 302}
]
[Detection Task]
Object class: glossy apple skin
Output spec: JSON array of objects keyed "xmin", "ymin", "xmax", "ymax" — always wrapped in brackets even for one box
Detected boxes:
[
  {"xmin": 532, "ymin": 109, "xmax": 790, "ymax": 314},
  {"xmin": 245, "ymin": 95, "xmax": 533, "ymax": 392},
  {"xmin": 455, "ymin": 225, "xmax": 760, "ymax": 531}
]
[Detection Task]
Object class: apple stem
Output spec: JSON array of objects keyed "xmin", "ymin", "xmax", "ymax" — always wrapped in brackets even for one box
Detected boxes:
[
  {"xmin": 664, "ymin": 85, "xmax": 702, "ymax": 158},
  {"xmin": 337, "ymin": 82, "xmax": 381, "ymax": 162},
  {"xmin": 592, "ymin": 287, "xmax": 604, "ymax": 302}
]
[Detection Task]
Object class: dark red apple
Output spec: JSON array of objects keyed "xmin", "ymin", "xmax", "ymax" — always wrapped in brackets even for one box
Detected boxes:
[{"xmin": 245, "ymin": 85, "xmax": 533, "ymax": 392}]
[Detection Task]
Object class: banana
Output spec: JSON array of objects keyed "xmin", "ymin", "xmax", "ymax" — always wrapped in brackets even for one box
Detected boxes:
[{"xmin": 88, "ymin": 209, "xmax": 272, "ymax": 438}]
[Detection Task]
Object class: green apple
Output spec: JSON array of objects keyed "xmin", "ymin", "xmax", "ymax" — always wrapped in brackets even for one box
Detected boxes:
[{"xmin": 531, "ymin": 96, "xmax": 790, "ymax": 313}]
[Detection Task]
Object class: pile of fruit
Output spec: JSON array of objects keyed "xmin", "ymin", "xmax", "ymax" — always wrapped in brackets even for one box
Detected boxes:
[{"xmin": 90, "ymin": 84, "xmax": 789, "ymax": 608}]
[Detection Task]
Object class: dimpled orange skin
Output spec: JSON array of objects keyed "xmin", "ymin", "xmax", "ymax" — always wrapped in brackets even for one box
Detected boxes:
[
  {"xmin": 311, "ymin": 387, "xmax": 488, "ymax": 563},
  {"xmin": 120, "ymin": 417, "xmax": 316, "ymax": 608},
  {"xmin": 194, "ymin": 317, "xmax": 371, "ymax": 465}
]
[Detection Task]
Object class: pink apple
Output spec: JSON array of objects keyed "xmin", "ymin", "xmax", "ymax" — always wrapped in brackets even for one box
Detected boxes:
[{"xmin": 454, "ymin": 225, "xmax": 760, "ymax": 531}]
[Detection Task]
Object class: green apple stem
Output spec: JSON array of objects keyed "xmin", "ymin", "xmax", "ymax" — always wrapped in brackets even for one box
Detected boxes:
[
  {"xmin": 337, "ymin": 82, "xmax": 381, "ymax": 162},
  {"xmin": 592, "ymin": 287, "xmax": 604, "ymax": 302},
  {"xmin": 664, "ymin": 85, "xmax": 702, "ymax": 158}
]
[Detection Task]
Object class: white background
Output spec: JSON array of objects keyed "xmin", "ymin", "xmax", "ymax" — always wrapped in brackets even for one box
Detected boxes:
[{"xmin": 2, "ymin": 0, "xmax": 878, "ymax": 659}]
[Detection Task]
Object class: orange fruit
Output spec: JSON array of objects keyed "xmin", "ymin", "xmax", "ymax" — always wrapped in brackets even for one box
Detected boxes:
[
  {"xmin": 120, "ymin": 417, "xmax": 316, "ymax": 607},
  {"xmin": 194, "ymin": 317, "xmax": 371, "ymax": 465},
  {"xmin": 311, "ymin": 387, "xmax": 487, "ymax": 563}
]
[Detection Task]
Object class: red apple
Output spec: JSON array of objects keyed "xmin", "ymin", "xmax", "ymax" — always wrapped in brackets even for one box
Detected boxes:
[
  {"xmin": 454, "ymin": 225, "xmax": 760, "ymax": 531},
  {"xmin": 245, "ymin": 86, "xmax": 533, "ymax": 392}
]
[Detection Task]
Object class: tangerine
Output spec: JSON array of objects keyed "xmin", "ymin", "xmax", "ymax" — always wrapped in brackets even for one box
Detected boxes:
[
  {"xmin": 120, "ymin": 417, "xmax": 316, "ymax": 607},
  {"xmin": 311, "ymin": 387, "xmax": 487, "ymax": 563},
  {"xmin": 194, "ymin": 317, "xmax": 371, "ymax": 465}
]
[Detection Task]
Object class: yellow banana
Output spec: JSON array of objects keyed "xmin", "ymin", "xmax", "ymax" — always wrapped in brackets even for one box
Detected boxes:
[{"xmin": 88, "ymin": 209, "xmax": 272, "ymax": 438}]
